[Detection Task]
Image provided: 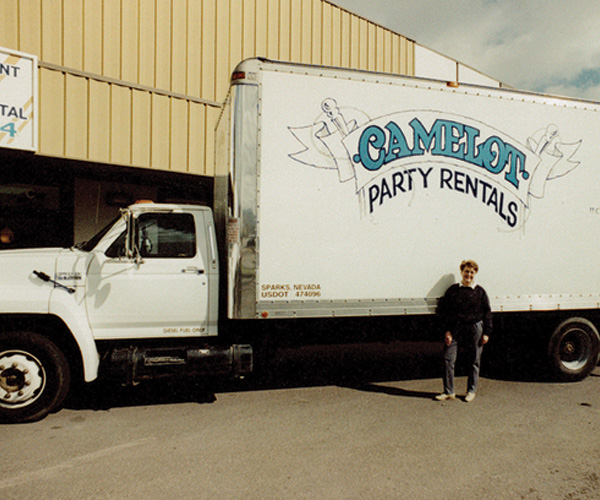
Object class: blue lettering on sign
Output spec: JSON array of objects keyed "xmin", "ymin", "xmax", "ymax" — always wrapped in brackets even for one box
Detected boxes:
[{"xmin": 352, "ymin": 118, "xmax": 529, "ymax": 189}]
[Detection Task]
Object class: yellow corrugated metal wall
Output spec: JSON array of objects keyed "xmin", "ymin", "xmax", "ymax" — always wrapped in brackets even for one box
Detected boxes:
[{"xmin": 0, "ymin": 0, "xmax": 414, "ymax": 176}]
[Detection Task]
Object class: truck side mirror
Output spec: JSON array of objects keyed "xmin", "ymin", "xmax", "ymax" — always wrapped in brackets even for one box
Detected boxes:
[
  {"xmin": 133, "ymin": 242, "xmax": 144, "ymax": 266},
  {"xmin": 123, "ymin": 210, "xmax": 142, "ymax": 265}
]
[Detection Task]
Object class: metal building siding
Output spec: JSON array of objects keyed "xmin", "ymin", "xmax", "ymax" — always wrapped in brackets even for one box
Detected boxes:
[
  {"xmin": 38, "ymin": 67, "xmax": 64, "ymax": 157},
  {"xmin": 0, "ymin": 1, "xmax": 18, "ymax": 48},
  {"xmin": 65, "ymin": 74, "xmax": 88, "ymax": 159},
  {"xmin": 131, "ymin": 90, "xmax": 152, "ymax": 168},
  {"xmin": 83, "ymin": 0, "xmax": 103, "ymax": 75},
  {"xmin": 88, "ymin": 79, "xmax": 110, "ymax": 162},
  {"xmin": 1, "ymin": 0, "xmax": 415, "ymax": 176}
]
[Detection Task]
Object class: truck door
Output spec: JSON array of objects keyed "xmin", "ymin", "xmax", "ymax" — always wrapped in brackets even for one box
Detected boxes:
[{"xmin": 86, "ymin": 211, "xmax": 210, "ymax": 339}]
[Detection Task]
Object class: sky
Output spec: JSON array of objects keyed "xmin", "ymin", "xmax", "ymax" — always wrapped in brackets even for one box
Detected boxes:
[{"xmin": 331, "ymin": 0, "xmax": 600, "ymax": 101}]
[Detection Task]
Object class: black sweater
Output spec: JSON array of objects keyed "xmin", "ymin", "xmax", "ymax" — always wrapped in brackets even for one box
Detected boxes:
[{"xmin": 437, "ymin": 284, "xmax": 492, "ymax": 337}]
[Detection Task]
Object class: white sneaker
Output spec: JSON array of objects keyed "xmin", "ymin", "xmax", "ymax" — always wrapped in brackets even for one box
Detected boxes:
[
  {"xmin": 435, "ymin": 393, "xmax": 456, "ymax": 401},
  {"xmin": 465, "ymin": 392, "xmax": 476, "ymax": 402}
]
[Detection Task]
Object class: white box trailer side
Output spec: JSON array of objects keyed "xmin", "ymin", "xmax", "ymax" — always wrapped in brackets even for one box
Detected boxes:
[{"xmin": 218, "ymin": 59, "xmax": 600, "ymax": 323}]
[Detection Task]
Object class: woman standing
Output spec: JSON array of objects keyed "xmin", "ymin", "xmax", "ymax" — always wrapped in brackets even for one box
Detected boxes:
[{"xmin": 435, "ymin": 260, "xmax": 492, "ymax": 402}]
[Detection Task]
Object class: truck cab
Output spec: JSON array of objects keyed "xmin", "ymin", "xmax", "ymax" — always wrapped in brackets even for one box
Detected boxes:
[
  {"xmin": 83, "ymin": 203, "xmax": 219, "ymax": 340},
  {"xmin": 0, "ymin": 203, "xmax": 251, "ymax": 423}
]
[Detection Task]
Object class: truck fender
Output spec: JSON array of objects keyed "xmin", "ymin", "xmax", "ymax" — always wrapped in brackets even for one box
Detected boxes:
[{"xmin": 49, "ymin": 293, "xmax": 100, "ymax": 382}]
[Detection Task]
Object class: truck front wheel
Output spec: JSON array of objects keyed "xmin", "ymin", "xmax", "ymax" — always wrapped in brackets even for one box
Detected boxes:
[
  {"xmin": 548, "ymin": 318, "xmax": 600, "ymax": 382},
  {"xmin": 0, "ymin": 332, "xmax": 71, "ymax": 423}
]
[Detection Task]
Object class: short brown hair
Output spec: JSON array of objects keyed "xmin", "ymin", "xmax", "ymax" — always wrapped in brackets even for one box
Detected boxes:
[{"xmin": 460, "ymin": 260, "xmax": 479, "ymax": 273}]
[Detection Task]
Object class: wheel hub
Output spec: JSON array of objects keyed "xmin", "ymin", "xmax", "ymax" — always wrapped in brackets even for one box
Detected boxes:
[
  {"xmin": 0, "ymin": 352, "xmax": 45, "ymax": 408},
  {"xmin": 558, "ymin": 331, "xmax": 589, "ymax": 370},
  {"xmin": 562, "ymin": 341, "xmax": 576, "ymax": 357}
]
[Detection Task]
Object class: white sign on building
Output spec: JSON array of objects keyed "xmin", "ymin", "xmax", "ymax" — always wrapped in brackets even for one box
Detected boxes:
[{"xmin": 0, "ymin": 47, "xmax": 37, "ymax": 151}]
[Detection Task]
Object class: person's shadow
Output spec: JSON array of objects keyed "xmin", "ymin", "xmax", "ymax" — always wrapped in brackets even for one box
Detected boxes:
[
  {"xmin": 427, "ymin": 273, "xmax": 456, "ymax": 298},
  {"xmin": 342, "ymin": 382, "xmax": 438, "ymax": 400}
]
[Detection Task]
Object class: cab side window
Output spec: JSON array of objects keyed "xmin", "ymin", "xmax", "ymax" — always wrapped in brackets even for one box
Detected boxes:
[{"xmin": 135, "ymin": 213, "xmax": 196, "ymax": 259}]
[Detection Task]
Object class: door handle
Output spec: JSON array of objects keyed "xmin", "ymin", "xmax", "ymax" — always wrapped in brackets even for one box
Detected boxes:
[{"xmin": 181, "ymin": 267, "xmax": 205, "ymax": 274}]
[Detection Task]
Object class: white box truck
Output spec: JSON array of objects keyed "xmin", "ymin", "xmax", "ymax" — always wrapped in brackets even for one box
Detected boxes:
[{"xmin": 1, "ymin": 58, "xmax": 600, "ymax": 423}]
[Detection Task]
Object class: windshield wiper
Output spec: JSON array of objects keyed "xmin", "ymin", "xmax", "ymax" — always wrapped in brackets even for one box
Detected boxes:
[{"xmin": 33, "ymin": 270, "xmax": 76, "ymax": 294}]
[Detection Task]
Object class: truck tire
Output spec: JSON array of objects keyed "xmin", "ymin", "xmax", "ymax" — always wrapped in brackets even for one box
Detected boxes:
[
  {"xmin": 0, "ymin": 332, "xmax": 71, "ymax": 423},
  {"xmin": 548, "ymin": 318, "xmax": 600, "ymax": 382}
]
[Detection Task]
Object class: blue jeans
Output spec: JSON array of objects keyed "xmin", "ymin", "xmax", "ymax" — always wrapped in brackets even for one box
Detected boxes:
[{"xmin": 443, "ymin": 321, "xmax": 484, "ymax": 395}]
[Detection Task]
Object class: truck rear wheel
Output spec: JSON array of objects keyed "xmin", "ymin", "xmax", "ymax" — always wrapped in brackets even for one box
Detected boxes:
[
  {"xmin": 548, "ymin": 318, "xmax": 600, "ymax": 382},
  {"xmin": 0, "ymin": 332, "xmax": 71, "ymax": 423}
]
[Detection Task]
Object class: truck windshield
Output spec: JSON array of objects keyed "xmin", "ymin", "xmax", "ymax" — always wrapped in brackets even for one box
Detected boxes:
[{"xmin": 73, "ymin": 216, "xmax": 120, "ymax": 252}]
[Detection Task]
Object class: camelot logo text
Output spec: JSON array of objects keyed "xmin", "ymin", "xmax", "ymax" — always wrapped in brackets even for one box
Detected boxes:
[
  {"xmin": 353, "ymin": 118, "xmax": 528, "ymax": 190},
  {"xmin": 289, "ymin": 99, "xmax": 581, "ymax": 229}
]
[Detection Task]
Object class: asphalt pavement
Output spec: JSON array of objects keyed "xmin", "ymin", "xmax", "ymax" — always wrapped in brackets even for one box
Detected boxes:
[{"xmin": 1, "ymin": 341, "xmax": 599, "ymax": 500}]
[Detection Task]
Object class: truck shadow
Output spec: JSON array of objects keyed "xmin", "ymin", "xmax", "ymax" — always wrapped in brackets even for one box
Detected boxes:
[
  {"xmin": 66, "ymin": 340, "xmax": 558, "ymax": 412},
  {"xmin": 66, "ymin": 341, "xmax": 444, "ymax": 411},
  {"xmin": 66, "ymin": 378, "xmax": 218, "ymax": 412},
  {"xmin": 257, "ymin": 341, "xmax": 443, "ymax": 389}
]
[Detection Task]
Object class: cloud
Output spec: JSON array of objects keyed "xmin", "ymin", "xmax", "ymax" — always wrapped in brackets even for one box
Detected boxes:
[{"xmin": 330, "ymin": 0, "xmax": 600, "ymax": 100}]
